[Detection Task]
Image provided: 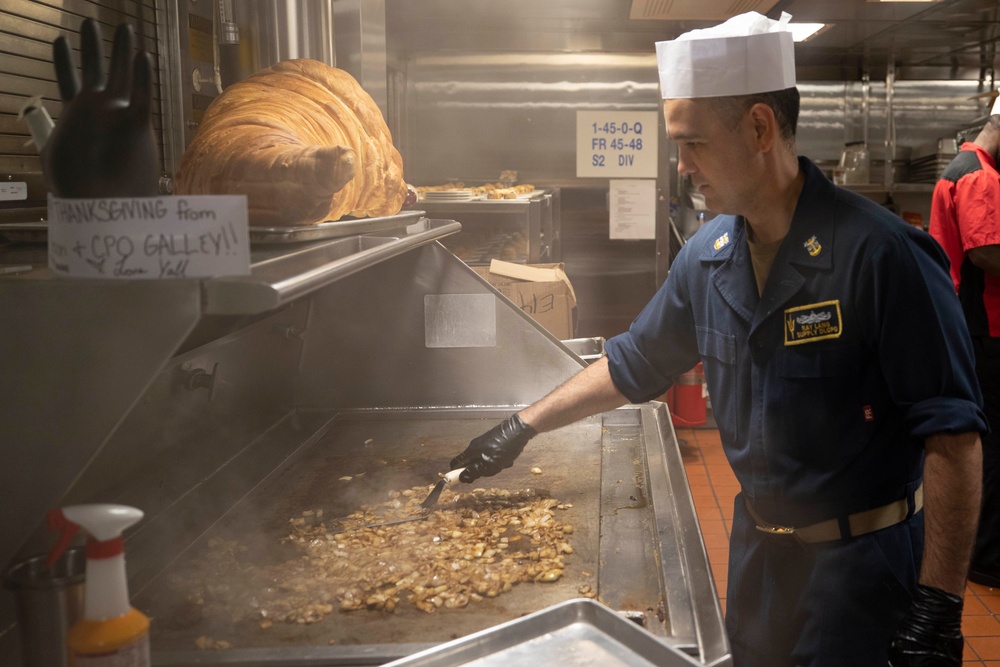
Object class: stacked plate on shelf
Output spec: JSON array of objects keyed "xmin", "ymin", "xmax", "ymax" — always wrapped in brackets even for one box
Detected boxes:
[
  {"xmin": 906, "ymin": 138, "xmax": 958, "ymax": 183},
  {"xmin": 420, "ymin": 190, "xmax": 476, "ymax": 202}
]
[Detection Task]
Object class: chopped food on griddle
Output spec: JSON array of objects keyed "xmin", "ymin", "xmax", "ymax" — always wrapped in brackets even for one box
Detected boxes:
[{"xmin": 176, "ymin": 486, "xmax": 577, "ymax": 643}]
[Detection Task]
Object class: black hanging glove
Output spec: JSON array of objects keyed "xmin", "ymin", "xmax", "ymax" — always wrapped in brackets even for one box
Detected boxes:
[
  {"xmin": 450, "ymin": 415, "xmax": 537, "ymax": 483},
  {"xmin": 887, "ymin": 584, "xmax": 964, "ymax": 666},
  {"xmin": 42, "ymin": 19, "xmax": 159, "ymax": 198}
]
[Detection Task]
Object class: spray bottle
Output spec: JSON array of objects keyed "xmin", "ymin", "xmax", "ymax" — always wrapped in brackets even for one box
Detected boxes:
[{"xmin": 47, "ymin": 504, "xmax": 151, "ymax": 666}]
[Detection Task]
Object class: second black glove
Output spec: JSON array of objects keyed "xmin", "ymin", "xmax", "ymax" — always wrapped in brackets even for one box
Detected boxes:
[
  {"xmin": 450, "ymin": 414, "xmax": 537, "ymax": 483},
  {"xmin": 887, "ymin": 583, "xmax": 964, "ymax": 667}
]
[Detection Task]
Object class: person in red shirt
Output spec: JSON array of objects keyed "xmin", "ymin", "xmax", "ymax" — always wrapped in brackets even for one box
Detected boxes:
[{"xmin": 930, "ymin": 110, "xmax": 1000, "ymax": 587}]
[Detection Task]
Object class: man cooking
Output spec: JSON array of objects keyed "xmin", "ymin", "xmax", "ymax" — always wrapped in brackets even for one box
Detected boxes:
[{"xmin": 449, "ymin": 11, "xmax": 986, "ymax": 667}]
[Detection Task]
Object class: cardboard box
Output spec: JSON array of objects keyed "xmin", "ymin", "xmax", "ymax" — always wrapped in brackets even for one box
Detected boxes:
[{"xmin": 472, "ymin": 260, "xmax": 577, "ymax": 339}]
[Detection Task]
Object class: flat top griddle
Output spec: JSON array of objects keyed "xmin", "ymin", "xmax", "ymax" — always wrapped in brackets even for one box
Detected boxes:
[{"xmin": 136, "ymin": 414, "xmax": 606, "ymax": 652}]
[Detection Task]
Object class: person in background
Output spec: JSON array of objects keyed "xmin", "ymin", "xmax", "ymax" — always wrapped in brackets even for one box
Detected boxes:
[
  {"xmin": 450, "ymin": 11, "xmax": 986, "ymax": 667},
  {"xmin": 929, "ymin": 104, "xmax": 1000, "ymax": 590}
]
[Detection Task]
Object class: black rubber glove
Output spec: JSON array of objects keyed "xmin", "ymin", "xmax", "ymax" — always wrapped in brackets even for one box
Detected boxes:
[
  {"xmin": 42, "ymin": 19, "xmax": 159, "ymax": 198},
  {"xmin": 887, "ymin": 584, "xmax": 964, "ymax": 666},
  {"xmin": 450, "ymin": 415, "xmax": 537, "ymax": 483}
]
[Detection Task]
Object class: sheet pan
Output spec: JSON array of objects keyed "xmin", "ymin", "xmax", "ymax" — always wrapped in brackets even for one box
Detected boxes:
[{"xmin": 383, "ymin": 598, "xmax": 703, "ymax": 667}]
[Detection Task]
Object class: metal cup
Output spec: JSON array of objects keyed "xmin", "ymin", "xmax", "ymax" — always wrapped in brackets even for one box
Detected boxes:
[{"xmin": 4, "ymin": 548, "xmax": 85, "ymax": 667}]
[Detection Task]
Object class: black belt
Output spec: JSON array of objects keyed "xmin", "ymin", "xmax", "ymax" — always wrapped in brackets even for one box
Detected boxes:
[{"xmin": 744, "ymin": 482, "xmax": 923, "ymax": 543}]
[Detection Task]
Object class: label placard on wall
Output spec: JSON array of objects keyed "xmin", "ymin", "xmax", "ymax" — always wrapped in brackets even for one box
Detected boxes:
[
  {"xmin": 0, "ymin": 182, "xmax": 27, "ymax": 201},
  {"xmin": 577, "ymin": 111, "xmax": 658, "ymax": 178},
  {"xmin": 610, "ymin": 179, "xmax": 656, "ymax": 240},
  {"xmin": 48, "ymin": 195, "xmax": 250, "ymax": 279}
]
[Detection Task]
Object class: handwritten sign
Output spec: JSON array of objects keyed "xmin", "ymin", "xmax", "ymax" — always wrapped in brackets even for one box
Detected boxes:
[
  {"xmin": 47, "ymin": 195, "xmax": 250, "ymax": 279},
  {"xmin": 609, "ymin": 179, "xmax": 656, "ymax": 240},
  {"xmin": 576, "ymin": 111, "xmax": 658, "ymax": 178}
]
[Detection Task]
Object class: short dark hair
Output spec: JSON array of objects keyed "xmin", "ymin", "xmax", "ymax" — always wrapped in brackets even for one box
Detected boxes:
[{"xmin": 712, "ymin": 87, "xmax": 800, "ymax": 149}]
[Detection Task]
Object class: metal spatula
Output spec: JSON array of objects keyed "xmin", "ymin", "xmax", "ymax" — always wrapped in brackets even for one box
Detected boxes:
[
  {"xmin": 419, "ymin": 468, "xmax": 464, "ymax": 509},
  {"xmin": 364, "ymin": 513, "xmax": 431, "ymax": 528}
]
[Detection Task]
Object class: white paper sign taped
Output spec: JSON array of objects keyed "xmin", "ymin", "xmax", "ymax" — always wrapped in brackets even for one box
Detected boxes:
[
  {"xmin": 577, "ymin": 111, "xmax": 659, "ymax": 178},
  {"xmin": 609, "ymin": 179, "xmax": 657, "ymax": 240},
  {"xmin": 0, "ymin": 182, "xmax": 28, "ymax": 201},
  {"xmin": 47, "ymin": 195, "xmax": 250, "ymax": 279}
]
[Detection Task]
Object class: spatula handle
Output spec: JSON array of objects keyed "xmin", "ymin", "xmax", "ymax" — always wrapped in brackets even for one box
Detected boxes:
[{"xmin": 443, "ymin": 467, "xmax": 464, "ymax": 485}]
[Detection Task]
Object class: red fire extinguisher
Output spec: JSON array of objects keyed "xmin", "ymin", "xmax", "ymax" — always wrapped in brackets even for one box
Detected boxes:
[{"xmin": 670, "ymin": 362, "xmax": 707, "ymax": 427}]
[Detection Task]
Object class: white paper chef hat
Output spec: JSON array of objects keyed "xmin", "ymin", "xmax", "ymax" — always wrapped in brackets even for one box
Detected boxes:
[
  {"xmin": 990, "ymin": 93, "xmax": 1000, "ymax": 116},
  {"xmin": 655, "ymin": 11, "xmax": 796, "ymax": 99}
]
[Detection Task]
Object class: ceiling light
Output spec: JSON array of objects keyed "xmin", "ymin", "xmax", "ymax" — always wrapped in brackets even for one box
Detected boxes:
[{"xmin": 788, "ymin": 23, "xmax": 829, "ymax": 42}]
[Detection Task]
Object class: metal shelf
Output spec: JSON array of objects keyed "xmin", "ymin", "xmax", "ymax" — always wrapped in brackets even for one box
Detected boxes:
[
  {"xmin": 204, "ymin": 218, "xmax": 461, "ymax": 315},
  {"xmin": 843, "ymin": 183, "xmax": 934, "ymax": 195},
  {"xmin": 415, "ymin": 189, "xmax": 560, "ymax": 264}
]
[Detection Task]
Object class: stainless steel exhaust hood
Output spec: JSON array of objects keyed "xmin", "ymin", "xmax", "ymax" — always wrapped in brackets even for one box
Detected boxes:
[{"xmin": 629, "ymin": 0, "xmax": 780, "ymax": 21}]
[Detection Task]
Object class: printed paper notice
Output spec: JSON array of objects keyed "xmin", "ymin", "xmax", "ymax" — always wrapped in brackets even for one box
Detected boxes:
[
  {"xmin": 577, "ymin": 111, "xmax": 658, "ymax": 178},
  {"xmin": 47, "ymin": 195, "xmax": 250, "ymax": 279},
  {"xmin": 0, "ymin": 182, "xmax": 27, "ymax": 201},
  {"xmin": 609, "ymin": 179, "xmax": 656, "ymax": 240}
]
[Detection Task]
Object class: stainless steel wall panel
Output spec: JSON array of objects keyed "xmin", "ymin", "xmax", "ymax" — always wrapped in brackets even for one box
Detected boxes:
[
  {"xmin": 799, "ymin": 79, "xmax": 984, "ymax": 172},
  {"xmin": 334, "ymin": 0, "xmax": 388, "ymax": 118},
  {"xmin": 0, "ymin": 279, "xmax": 203, "ymax": 574},
  {"xmin": 297, "ymin": 243, "xmax": 585, "ymax": 410},
  {"xmin": 403, "ymin": 53, "xmax": 661, "ymax": 186},
  {"xmin": 52, "ymin": 302, "xmax": 312, "ymax": 591}
]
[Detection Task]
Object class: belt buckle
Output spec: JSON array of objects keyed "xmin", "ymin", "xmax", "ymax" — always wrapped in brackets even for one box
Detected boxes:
[{"xmin": 755, "ymin": 522, "xmax": 795, "ymax": 536}]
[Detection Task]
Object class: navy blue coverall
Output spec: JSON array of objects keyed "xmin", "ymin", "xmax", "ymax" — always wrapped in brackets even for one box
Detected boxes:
[{"xmin": 605, "ymin": 157, "xmax": 987, "ymax": 666}]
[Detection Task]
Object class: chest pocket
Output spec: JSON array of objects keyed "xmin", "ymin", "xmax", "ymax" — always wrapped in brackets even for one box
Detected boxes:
[
  {"xmin": 696, "ymin": 327, "xmax": 737, "ymax": 439},
  {"xmin": 697, "ymin": 326, "xmax": 736, "ymax": 365},
  {"xmin": 774, "ymin": 344, "xmax": 868, "ymax": 462}
]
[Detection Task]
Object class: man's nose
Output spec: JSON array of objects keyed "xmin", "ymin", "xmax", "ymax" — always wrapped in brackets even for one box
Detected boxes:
[{"xmin": 676, "ymin": 147, "xmax": 695, "ymax": 177}]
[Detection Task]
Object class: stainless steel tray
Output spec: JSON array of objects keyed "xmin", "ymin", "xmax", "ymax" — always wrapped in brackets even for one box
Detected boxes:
[
  {"xmin": 0, "ymin": 210, "xmax": 430, "ymax": 246},
  {"xmin": 383, "ymin": 598, "xmax": 704, "ymax": 667},
  {"xmin": 248, "ymin": 210, "xmax": 428, "ymax": 243}
]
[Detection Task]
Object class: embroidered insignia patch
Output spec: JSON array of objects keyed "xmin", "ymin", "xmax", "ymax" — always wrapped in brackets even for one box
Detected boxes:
[
  {"xmin": 803, "ymin": 235, "xmax": 822, "ymax": 257},
  {"xmin": 712, "ymin": 232, "xmax": 730, "ymax": 254},
  {"xmin": 784, "ymin": 300, "xmax": 843, "ymax": 345}
]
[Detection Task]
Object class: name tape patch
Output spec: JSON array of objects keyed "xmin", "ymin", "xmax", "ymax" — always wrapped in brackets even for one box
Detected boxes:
[{"xmin": 784, "ymin": 300, "xmax": 843, "ymax": 345}]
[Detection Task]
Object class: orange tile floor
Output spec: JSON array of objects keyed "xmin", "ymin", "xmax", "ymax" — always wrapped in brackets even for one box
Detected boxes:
[{"xmin": 675, "ymin": 427, "xmax": 1000, "ymax": 665}]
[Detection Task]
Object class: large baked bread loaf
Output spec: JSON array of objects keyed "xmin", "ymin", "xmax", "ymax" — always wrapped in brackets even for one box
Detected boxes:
[{"xmin": 174, "ymin": 59, "xmax": 406, "ymax": 226}]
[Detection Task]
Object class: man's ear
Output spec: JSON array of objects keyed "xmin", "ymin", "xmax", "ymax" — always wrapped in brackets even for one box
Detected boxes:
[{"xmin": 748, "ymin": 102, "xmax": 778, "ymax": 152}]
